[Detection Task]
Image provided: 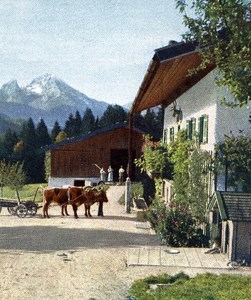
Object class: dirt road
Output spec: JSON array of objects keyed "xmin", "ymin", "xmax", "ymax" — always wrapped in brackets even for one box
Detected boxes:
[{"xmin": 0, "ymin": 186, "xmax": 162, "ymax": 300}]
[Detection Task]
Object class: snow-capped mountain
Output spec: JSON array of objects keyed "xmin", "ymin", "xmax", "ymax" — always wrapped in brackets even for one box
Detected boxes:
[{"xmin": 0, "ymin": 74, "xmax": 110, "ymax": 127}]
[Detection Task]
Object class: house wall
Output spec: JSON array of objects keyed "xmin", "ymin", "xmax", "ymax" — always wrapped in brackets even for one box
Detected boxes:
[
  {"xmin": 163, "ymin": 69, "xmax": 250, "ymax": 149},
  {"xmin": 164, "ymin": 70, "xmax": 218, "ymax": 151},
  {"xmin": 163, "ymin": 69, "xmax": 251, "ymax": 191}
]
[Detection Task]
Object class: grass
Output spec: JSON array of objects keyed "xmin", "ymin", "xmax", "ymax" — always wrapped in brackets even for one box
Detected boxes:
[
  {"xmin": 0, "ymin": 183, "xmax": 47, "ymax": 203},
  {"xmin": 128, "ymin": 272, "xmax": 251, "ymax": 300}
]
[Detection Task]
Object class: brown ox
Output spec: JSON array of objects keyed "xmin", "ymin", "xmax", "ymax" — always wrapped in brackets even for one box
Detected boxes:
[
  {"xmin": 63, "ymin": 186, "xmax": 109, "ymax": 218},
  {"xmin": 43, "ymin": 186, "xmax": 86, "ymax": 219}
]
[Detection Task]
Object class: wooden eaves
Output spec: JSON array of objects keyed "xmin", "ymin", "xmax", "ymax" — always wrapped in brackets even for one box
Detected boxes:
[{"xmin": 130, "ymin": 40, "xmax": 215, "ymax": 115}]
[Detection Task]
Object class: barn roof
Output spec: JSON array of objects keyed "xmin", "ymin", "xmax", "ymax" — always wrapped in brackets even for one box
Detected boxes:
[
  {"xmin": 130, "ymin": 40, "xmax": 215, "ymax": 114},
  {"xmin": 209, "ymin": 192, "xmax": 251, "ymax": 222},
  {"xmin": 42, "ymin": 122, "xmax": 142, "ymax": 152}
]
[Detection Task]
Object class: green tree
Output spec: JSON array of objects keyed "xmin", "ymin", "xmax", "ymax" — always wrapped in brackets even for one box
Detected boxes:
[
  {"xmin": 82, "ymin": 108, "xmax": 96, "ymax": 134},
  {"xmin": 19, "ymin": 118, "xmax": 40, "ymax": 183},
  {"xmin": 64, "ymin": 113, "xmax": 75, "ymax": 137},
  {"xmin": 0, "ymin": 160, "xmax": 26, "ymax": 195},
  {"xmin": 1, "ymin": 128, "xmax": 18, "ymax": 160},
  {"xmin": 99, "ymin": 104, "xmax": 127, "ymax": 128},
  {"xmin": 216, "ymin": 133, "xmax": 251, "ymax": 191},
  {"xmin": 187, "ymin": 138, "xmax": 212, "ymax": 222},
  {"xmin": 176, "ymin": 0, "xmax": 251, "ymax": 106},
  {"xmin": 36, "ymin": 118, "xmax": 51, "ymax": 147},
  {"xmin": 55, "ymin": 131, "xmax": 68, "ymax": 143},
  {"xmin": 44, "ymin": 151, "xmax": 51, "ymax": 182},
  {"xmin": 51, "ymin": 121, "xmax": 61, "ymax": 142},
  {"xmin": 74, "ymin": 110, "xmax": 82, "ymax": 136},
  {"xmin": 169, "ymin": 130, "xmax": 191, "ymax": 205}
]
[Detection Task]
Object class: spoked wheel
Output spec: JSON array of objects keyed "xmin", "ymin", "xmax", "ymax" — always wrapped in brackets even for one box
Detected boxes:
[
  {"xmin": 7, "ymin": 206, "xmax": 17, "ymax": 215},
  {"xmin": 16, "ymin": 204, "xmax": 28, "ymax": 218},
  {"xmin": 27, "ymin": 204, "xmax": 37, "ymax": 216}
]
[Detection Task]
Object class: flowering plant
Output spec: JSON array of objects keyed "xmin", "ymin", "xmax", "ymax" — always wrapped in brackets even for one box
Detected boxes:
[{"xmin": 134, "ymin": 135, "xmax": 169, "ymax": 176}]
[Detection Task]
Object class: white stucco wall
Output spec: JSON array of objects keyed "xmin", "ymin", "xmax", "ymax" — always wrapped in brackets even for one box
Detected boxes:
[
  {"xmin": 163, "ymin": 68, "xmax": 251, "ymax": 192},
  {"xmin": 164, "ymin": 69, "xmax": 251, "ymax": 150}
]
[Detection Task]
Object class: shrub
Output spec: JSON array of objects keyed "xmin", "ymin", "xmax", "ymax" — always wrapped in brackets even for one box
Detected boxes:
[{"xmin": 147, "ymin": 199, "xmax": 207, "ymax": 247}]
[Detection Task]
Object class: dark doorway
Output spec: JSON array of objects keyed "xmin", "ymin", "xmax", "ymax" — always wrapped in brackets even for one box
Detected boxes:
[
  {"xmin": 74, "ymin": 180, "xmax": 85, "ymax": 186},
  {"xmin": 110, "ymin": 149, "xmax": 136, "ymax": 181},
  {"xmin": 111, "ymin": 149, "xmax": 128, "ymax": 181}
]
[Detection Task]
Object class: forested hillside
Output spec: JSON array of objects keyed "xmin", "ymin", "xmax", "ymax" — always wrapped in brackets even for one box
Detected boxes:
[{"xmin": 0, "ymin": 104, "xmax": 163, "ymax": 183}]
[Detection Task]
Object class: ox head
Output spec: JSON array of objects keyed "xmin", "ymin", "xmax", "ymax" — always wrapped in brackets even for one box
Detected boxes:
[{"xmin": 95, "ymin": 189, "xmax": 108, "ymax": 203}]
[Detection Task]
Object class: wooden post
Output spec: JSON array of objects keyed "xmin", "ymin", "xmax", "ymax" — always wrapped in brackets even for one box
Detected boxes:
[
  {"xmin": 128, "ymin": 113, "xmax": 134, "ymax": 179},
  {"xmin": 125, "ymin": 177, "xmax": 131, "ymax": 213}
]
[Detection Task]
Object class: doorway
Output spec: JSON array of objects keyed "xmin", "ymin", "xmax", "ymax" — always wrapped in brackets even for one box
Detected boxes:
[{"xmin": 110, "ymin": 149, "xmax": 128, "ymax": 181}]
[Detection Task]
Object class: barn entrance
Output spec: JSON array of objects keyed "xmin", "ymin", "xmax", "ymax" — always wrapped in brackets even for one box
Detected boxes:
[
  {"xmin": 110, "ymin": 149, "xmax": 136, "ymax": 181},
  {"xmin": 110, "ymin": 149, "xmax": 128, "ymax": 182}
]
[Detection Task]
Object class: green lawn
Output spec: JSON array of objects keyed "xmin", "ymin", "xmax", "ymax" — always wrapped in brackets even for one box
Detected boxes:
[
  {"xmin": 0, "ymin": 183, "xmax": 47, "ymax": 203},
  {"xmin": 129, "ymin": 272, "xmax": 251, "ymax": 300}
]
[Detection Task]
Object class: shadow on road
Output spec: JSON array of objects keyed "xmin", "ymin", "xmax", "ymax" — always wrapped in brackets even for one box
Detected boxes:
[{"xmin": 0, "ymin": 226, "xmax": 159, "ymax": 253}]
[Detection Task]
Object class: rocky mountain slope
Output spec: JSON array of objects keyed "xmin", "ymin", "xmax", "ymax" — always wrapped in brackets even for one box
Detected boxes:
[{"xmin": 0, "ymin": 74, "xmax": 110, "ymax": 128}]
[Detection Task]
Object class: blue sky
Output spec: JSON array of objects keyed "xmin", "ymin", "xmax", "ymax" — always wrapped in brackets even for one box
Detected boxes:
[{"xmin": 0, "ymin": 0, "xmax": 187, "ymax": 105}]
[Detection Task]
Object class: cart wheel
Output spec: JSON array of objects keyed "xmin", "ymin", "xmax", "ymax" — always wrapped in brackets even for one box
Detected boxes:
[
  {"xmin": 28, "ymin": 204, "xmax": 37, "ymax": 216},
  {"xmin": 16, "ymin": 204, "xmax": 28, "ymax": 218},
  {"xmin": 7, "ymin": 206, "xmax": 17, "ymax": 215}
]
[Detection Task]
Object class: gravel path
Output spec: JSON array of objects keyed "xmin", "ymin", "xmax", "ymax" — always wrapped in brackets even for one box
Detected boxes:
[{"xmin": 0, "ymin": 186, "xmax": 163, "ymax": 300}]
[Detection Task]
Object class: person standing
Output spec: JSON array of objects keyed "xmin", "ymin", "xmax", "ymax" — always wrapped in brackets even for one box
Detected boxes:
[
  {"xmin": 100, "ymin": 167, "xmax": 106, "ymax": 182},
  {"xmin": 118, "ymin": 165, "xmax": 125, "ymax": 183},
  {"xmin": 107, "ymin": 165, "xmax": 113, "ymax": 182}
]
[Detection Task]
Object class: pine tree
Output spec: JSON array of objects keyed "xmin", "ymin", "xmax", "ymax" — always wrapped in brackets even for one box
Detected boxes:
[
  {"xmin": 64, "ymin": 113, "xmax": 75, "ymax": 138},
  {"xmin": 51, "ymin": 121, "xmax": 61, "ymax": 142},
  {"xmin": 1, "ymin": 129, "xmax": 18, "ymax": 160},
  {"xmin": 18, "ymin": 118, "xmax": 40, "ymax": 183},
  {"xmin": 99, "ymin": 105, "xmax": 127, "ymax": 128},
  {"xmin": 74, "ymin": 110, "xmax": 82, "ymax": 136},
  {"xmin": 36, "ymin": 118, "xmax": 51, "ymax": 147},
  {"xmin": 82, "ymin": 108, "xmax": 95, "ymax": 134}
]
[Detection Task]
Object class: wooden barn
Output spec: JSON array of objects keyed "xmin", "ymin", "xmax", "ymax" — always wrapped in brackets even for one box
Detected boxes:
[{"xmin": 44, "ymin": 123, "xmax": 143, "ymax": 187}]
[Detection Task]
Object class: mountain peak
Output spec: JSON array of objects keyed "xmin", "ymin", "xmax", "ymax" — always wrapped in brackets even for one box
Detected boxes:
[
  {"xmin": 0, "ymin": 75, "xmax": 109, "ymax": 127},
  {"xmin": 2, "ymin": 79, "xmax": 20, "ymax": 90}
]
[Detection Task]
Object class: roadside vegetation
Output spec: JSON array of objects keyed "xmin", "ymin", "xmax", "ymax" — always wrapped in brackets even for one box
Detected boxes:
[
  {"xmin": 128, "ymin": 272, "xmax": 251, "ymax": 300},
  {"xmin": 1, "ymin": 183, "xmax": 46, "ymax": 203}
]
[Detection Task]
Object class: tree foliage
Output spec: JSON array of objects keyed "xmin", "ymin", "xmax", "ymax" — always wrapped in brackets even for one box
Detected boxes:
[
  {"xmin": 99, "ymin": 104, "xmax": 127, "ymax": 128},
  {"xmin": 0, "ymin": 160, "xmax": 26, "ymax": 194},
  {"xmin": 216, "ymin": 133, "xmax": 251, "ymax": 191},
  {"xmin": 176, "ymin": 0, "xmax": 251, "ymax": 106},
  {"xmin": 81, "ymin": 108, "xmax": 96, "ymax": 134},
  {"xmin": 50, "ymin": 121, "xmax": 61, "ymax": 143}
]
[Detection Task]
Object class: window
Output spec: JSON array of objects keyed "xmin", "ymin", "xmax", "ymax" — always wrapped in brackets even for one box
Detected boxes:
[
  {"xmin": 170, "ymin": 127, "xmax": 174, "ymax": 143},
  {"xmin": 199, "ymin": 115, "xmax": 209, "ymax": 144},
  {"xmin": 163, "ymin": 129, "xmax": 168, "ymax": 144}
]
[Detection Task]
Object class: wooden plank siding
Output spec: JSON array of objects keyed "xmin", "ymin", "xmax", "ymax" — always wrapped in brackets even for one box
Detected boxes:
[{"xmin": 50, "ymin": 127, "xmax": 143, "ymax": 180}]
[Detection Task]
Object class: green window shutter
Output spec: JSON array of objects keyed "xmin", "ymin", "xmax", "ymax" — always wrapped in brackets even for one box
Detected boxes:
[
  {"xmin": 186, "ymin": 120, "xmax": 190, "ymax": 139},
  {"xmin": 199, "ymin": 116, "xmax": 204, "ymax": 144},
  {"xmin": 203, "ymin": 115, "xmax": 209, "ymax": 143},
  {"xmin": 163, "ymin": 129, "xmax": 168, "ymax": 144},
  {"xmin": 170, "ymin": 127, "xmax": 174, "ymax": 143},
  {"xmin": 191, "ymin": 118, "xmax": 196, "ymax": 137}
]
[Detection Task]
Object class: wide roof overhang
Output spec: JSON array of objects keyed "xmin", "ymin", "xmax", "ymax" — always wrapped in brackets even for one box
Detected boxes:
[{"xmin": 130, "ymin": 41, "xmax": 215, "ymax": 114}]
